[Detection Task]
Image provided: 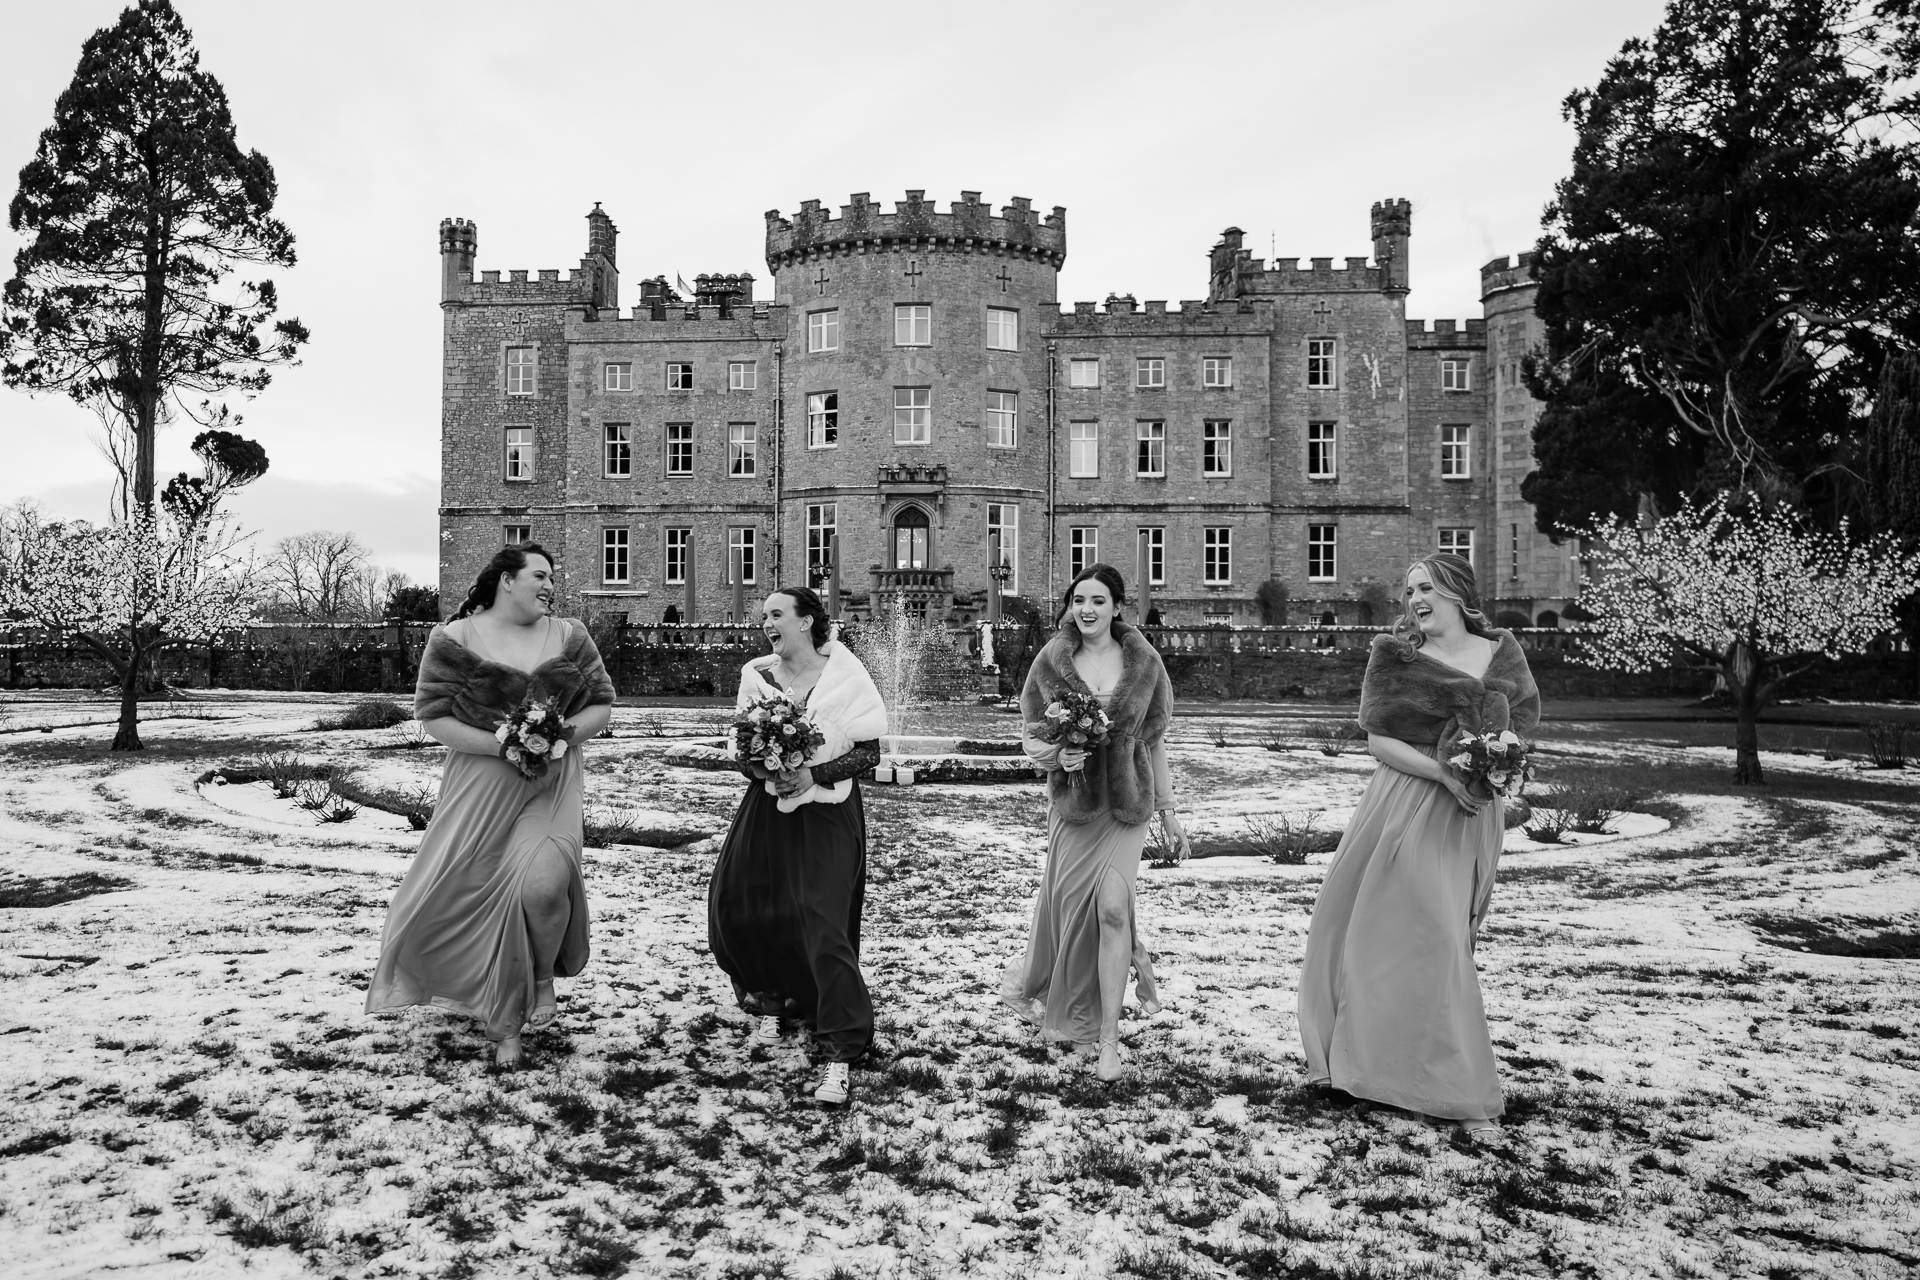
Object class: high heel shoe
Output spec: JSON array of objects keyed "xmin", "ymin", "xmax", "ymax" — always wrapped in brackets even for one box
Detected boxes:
[
  {"xmin": 527, "ymin": 980, "xmax": 557, "ymax": 1031},
  {"xmin": 1096, "ymin": 1032, "xmax": 1126, "ymax": 1083}
]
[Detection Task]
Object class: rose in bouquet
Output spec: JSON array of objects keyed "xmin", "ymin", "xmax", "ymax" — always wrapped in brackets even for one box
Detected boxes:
[
  {"xmin": 494, "ymin": 696, "xmax": 575, "ymax": 780},
  {"xmin": 732, "ymin": 691, "xmax": 826, "ymax": 779},
  {"xmin": 1038, "ymin": 690, "xmax": 1113, "ymax": 788},
  {"xmin": 1445, "ymin": 728, "xmax": 1533, "ymax": 799}
]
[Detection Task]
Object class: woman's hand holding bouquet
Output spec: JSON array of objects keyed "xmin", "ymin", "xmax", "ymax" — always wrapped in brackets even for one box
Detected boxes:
[
  {"xmin": 1039, "ymin": 691, "xmax": 1113, "ymax": 789},
  {"xmin": 494, "ymin": 696, "xmax": 575, "ymax": 781},
  {"xmin": 732, "ymin": 692, "xmax": 826, "ymax": 795},
  {"xmin": 1442, "ymin": 729, "xmax": 1533, "ymax": 815}
]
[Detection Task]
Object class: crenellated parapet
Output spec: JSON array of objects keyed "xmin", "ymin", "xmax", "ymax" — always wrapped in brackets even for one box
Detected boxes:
[
  {"xmin": 1405, "ymin": 317, "xmax": 1488, "ymax": 348},
  {"xmin": 764, "ymin": 190, "xmax": 1067, "ymax": 271},
  {"xmin": 567, "ymin": 301, "xmax": 790, "ymax": 335},
  {"xmin": 1479, "ymin": 251, "xmax": 1540, "ymax": 303},
  {"xmin": 439, "ymin": 207, "xmax": 617, "ymax": 310},
  {"xmin": 1044, "ymin": 295, "xmax": 1277, "ymax": 335}
]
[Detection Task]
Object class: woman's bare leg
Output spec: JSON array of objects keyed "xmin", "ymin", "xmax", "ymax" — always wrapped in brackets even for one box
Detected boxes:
[
  {"xmin": 520, "ymin": 842, "xmax": 575, "ymax": 982},
  {"xmin": 1094, "ymin": 872, "xmax": 1133, "ymax": 1079}
]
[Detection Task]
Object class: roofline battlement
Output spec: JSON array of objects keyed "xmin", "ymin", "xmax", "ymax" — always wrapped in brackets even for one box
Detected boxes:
[
  {"xmin": 566, "ymin": 301, "xmax": 790, "ymax": 337},
  {"xmin": 1406, "ymin": 317, "xmax": 1489, "ymax": 347},
  {"xmin": 1480, "ymin": 251, "xmax": 1540, "ymax": 299},
  {"xmin": 1045, "ymin": 296, "xmax": 1278, "ymax": 332},
  {"xmin": 765, "ymin": 190, "xmax": 1067, "ymax": 271}
]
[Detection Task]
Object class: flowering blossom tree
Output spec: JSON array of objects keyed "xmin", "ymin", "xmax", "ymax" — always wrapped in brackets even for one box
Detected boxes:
[
  {"xmin": 1573, "ymin": 493, "xmax": 1920, "ymax": 783},
  {"xmin": 0, "ymin": 501, "xmax": 257, "ymax": 750}
]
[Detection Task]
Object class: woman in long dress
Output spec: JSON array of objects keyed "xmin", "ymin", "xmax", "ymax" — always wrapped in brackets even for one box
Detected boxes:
[
  {"xmin": 708, "ymin": 586, "xmax": 887, "ymax": 1107},
  {"xmin": 1296, "ymin": 553, "xmax": 1539, "ymax": 1136},
  {"xmin": 1002, "ymin": 564, "xmax": 1190, "ymax": 1082},
  {"xmin": 365, "ymin": 544, "xmax": 616, "ymax": 1068}
]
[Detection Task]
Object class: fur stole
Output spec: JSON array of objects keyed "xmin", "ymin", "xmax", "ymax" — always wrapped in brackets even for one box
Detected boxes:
[
  {"xmin": 1020, "ymin": 622, "xmax": 1173, "ymax": 825},
  {"xmin": 736, "ymin": 641, "xmax": 887, "ymax": 811},
  {"xmin": 1357, "ymin": 630, "xmax": 1541, "ymax": 752},
  {"xmin": 414, "ymin": 617, "xmax": 616, "ymax": 732}
]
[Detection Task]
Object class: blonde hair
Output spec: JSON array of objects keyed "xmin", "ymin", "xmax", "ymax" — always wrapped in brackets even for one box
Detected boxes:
[{"xmin": 1390, "ymin": 553, "xmax": 1494, "ymax": 648}]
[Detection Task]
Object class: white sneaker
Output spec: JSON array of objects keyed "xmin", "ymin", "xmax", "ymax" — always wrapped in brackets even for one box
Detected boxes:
[
  {"xmin": 814, "ymin": 1061, "xmax": 851, "ymax": 1106},
  {"xmin": 750, "ymin": 1016, "xmax": 782, "ymax": 1046}
]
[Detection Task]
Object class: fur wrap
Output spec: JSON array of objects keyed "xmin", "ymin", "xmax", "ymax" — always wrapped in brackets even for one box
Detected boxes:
[
  {"xmin": 736, "ymin": 641, "xmax": 888, "ymax": 812},
  {"xmin": 1020, "ymin": 622, "xmax": 1173, "ymax": 826},
  {"xmin": 1357, "ymin": 630, "xmax": 1541, "ymax": 757},
  {"xmin": 413, "ymin": 617, "xmax": 616, "ymax": 732}
]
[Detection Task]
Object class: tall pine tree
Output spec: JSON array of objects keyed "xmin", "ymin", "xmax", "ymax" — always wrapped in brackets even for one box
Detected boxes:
[{"xmin": 2, "ymin": 0, "xmax": 306, "ymax": 516}]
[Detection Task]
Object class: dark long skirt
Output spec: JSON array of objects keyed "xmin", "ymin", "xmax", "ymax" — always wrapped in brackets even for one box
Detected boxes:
[{"xmin": 707, "ymin": 780, "xmax": 874, "ymax": 1063}]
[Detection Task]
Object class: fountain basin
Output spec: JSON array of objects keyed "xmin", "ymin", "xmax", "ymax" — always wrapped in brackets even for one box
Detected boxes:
[{"xmin": 662, "ymin": 736, "xmax": 1039, "ymax": 785}]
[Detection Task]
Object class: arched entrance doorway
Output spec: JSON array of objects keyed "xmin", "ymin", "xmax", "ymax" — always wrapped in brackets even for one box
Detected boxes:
[{"xmin": 892, "ymin": 506, "xmax": 930, "ymax": 569}]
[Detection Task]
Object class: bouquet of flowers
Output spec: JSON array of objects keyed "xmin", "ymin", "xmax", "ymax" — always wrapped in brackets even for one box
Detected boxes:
[
  {"xmin": 733, "ymin": 691, "xmax": 826, "ymax": 778},
  {"xmin": 1039, "ymin": 691, "xmax": 1113, "ymax": 788},
  {"xmin": 1446, "ymin": 729, "xmax": 1533, "ymax": 799},
  {"xmin": 494, "ymin": 696, "xmax": 575, "ymax": 780}
]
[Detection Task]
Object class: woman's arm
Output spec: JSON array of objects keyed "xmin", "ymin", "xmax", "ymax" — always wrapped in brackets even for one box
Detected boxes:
[
  {"xmin": 776, "ymin": 739, "xmax": 880, "ymax": 794},
  {"xmin": 567, "ymin": 703, "xmax": 613, "ymax": 743},
  {"xmin": 1367, "ymin": 732, "xmax": 1485, "ymax": 816},
  {"xmin": 421, "ymin": 716, "xmax": 504, "ymax": 756},
  {"xmin": 1023, "ymin": 727, "xmax": 1065, "ymax": 770}
]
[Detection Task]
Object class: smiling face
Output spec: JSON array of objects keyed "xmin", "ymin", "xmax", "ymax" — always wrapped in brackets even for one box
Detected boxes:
[
  {"xmin": 1404, "ymin": 565, "xmax": 1464, "ymax": 636},
  {"xmin": 1068, "ymin": 577, "xmax": 1118, "ymax": 640},
  {"xmin": 498, "ymin": 554, "xmax": 554, "ymax": 620},
  {"xmin": 761, "ymin": 592, "xmax": 815, "ymax": 658}
]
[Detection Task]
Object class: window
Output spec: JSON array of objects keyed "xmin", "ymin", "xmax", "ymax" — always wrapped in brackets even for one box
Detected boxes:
[
  {"xmin": 1069, "ymin": 420, "xmax": 1099, "ymax": 477},
  {"xmin": 1441, "ymin": 424, "xmax": 1471, "ymax": 478},
  {"xmin": 506, "ymin": 347, "xmax": 535, "ymax": 396},
  {"xmin": 604, "ymin": 362, "xmax": 632, "ymax": 392},
  {"xmin": 986, "ymin": 391, "xmax": 1017, "ymax": 448},
  {"xmin": 808, "ymin": 309, "xmax": 839, "ymax": 352},
  {"xmin": 504, "ymin": 426, "xmax": 533, "ymax": 481},
  {"xmin": 1438, "ymin": 527, "xmax": 1474, "ymax": 566},
  {"xmin": 664, "ymin": 528, "xmax": 690, "ymax": 585},
  {"xmin": 1136, "ymin": 421, "xmax": 1165, "ymax": 477},
  {"xmin": 986, "ymin": 307, "xmax": 1019, "ymax": 351},
  {"xmin": 602, "ymin": 528, "xmax": 629, "ymax": 585},
  {"xmin": 807, "ymin": 391, "xmax": 838, "ymax": 448},
  {"xmin": 727, "ymin": 527, "xmax": 756, "ymax": 585},
  {"xmin": 1204, "ymin": 527, "xmax": 1232, "ymax": 584},
  {"xmin": 504, "ymin": 523, "xmax": 531, "ymax": 546},
  {"xmin": 728, "ymin": 422, "xmax": 757, "ymax": 477},
  {"xmin": 895, "ymin": 304, "xmax": 931, "ymax": 346},
  {"xmin": 1441, "ymin": 358, "xmax": 1470, "ymax": 392},
  {"xmin": 892, "ymin": 506, "xmax": 929, "ymax": 569},
  {"xmin": 1308, "ymin": 524, "xmax": 1337, "ymax": 582},
  {"xmin": 1069, "ymin": 527, "xmax": 1098, "ymax": 577},
  {"xmin": 1202, "ymin": 420, "xmax": 1232, "ymax": 476},
  {"xmin": 1136, "ymin": 357, "xmax": 1165, "ymax": 388},
  {"xmin": 894, "ymin": 387, "xmax": 930, "ymax": 445},
  {"xmin": 1510, "ymin": 523, "xmax": 1520, "ymax": 580},
  {"xmin": 729, "ymin": 361, "xmax": 756, "ymax": 390},
  {"xmin": 1307, "ymin": 337, "xmax": 1336, "ymax": 389},
  {"xmin": 666, "ymin": 362, "xmax": 693, "ymax": 391},
  {"xmin": 987, "ymin": 504, "xmax": 1019, "ymax": 593},
  {"xmin": 665, "ymin": 422, "xmax": 693, "ymax": 476},
  {"xmin": 1069, "ymin": 358, "xmax": 1100, "ymax": 388},
  {"xmin": 807, "ymin": 503, "xmax": 837, "ymax": 583},
  {"xmin": 1203, "ymin": 357, "xmax": 1232, "ymax": 388},
  {"xmin": 603, "ymin": 423, "xmax": 631, "ymax": 477},
  {"xmin": 1140, "ymin": 527, "xmax": 1165, "ymax": 585},
  {"xmin": 1307, "ymin": 421, "xmax": 1337, "ymax": 479}
]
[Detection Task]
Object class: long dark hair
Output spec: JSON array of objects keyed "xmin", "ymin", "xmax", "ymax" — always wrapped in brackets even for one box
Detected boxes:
[
  {"xmin": 1390, "ymin": 553, "xmax": 1494, "ymax": 648},
  {"xmin": 769, "ymin": 584, "xmax": 832, "ymax": 648},
  {"xmin": 452, "ymin": 543, "xmax": 553, "ymax": 620},
  {"xmin": 1053, "ymin": 562, "xmax": 1128, "ymax": 648}
]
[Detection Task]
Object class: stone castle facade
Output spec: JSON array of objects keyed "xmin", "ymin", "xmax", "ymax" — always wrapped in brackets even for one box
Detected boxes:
[{"xmin": 436, "ymin": 192, "xmax": 1574, "ymax": 625}]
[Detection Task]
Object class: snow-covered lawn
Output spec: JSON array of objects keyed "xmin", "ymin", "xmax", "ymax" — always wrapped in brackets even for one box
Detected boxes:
[{"xmin": 1, "ymin": 696, "xmax": 1917, "ymax": 1278}]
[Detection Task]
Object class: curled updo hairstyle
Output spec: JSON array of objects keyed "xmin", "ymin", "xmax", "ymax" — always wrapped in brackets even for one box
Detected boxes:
[
  {"xmin": 452, "ymin": 543, "xmax": 553, "ymax": 620},
  {"xmin": 1391, "ymin": 553, "xmax": 1494, "ymax": 648},
  {"xmin": 771, "ymin": 585, "xmax": 832, "ymax": 649},
  {"xmin": 1053, "ymin": 562, "xmax": 1128, "ymax": 648}
]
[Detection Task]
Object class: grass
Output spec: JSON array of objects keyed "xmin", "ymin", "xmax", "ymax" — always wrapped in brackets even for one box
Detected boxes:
[
  {"xmin": 0, "ymin": 871, "xmax": 135, "ymax": 908},
  {"xmin": 313, "ymin": 698, "xmax": 412, "ymax": 732}
]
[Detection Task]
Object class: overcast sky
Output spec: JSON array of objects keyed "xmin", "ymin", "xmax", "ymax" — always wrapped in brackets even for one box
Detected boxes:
[{"xmin": 1, "ymin": 0, "xmax": 1671, "ymax": 585}]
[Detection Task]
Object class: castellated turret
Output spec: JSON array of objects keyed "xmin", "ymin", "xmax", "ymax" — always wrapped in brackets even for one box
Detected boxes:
[
  {"xmin": 1370, "ymin": 198, "xmax": 1411, "ymax": 294},
  {"xmin": 439, "ymin": 217, "xmax": 476, "ymax": 304},
  {"xmin": 764, "ymin": 189, "xmax": 1066, "ymax": 280}
]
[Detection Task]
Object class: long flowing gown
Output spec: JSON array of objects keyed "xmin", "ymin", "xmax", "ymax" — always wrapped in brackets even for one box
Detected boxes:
[
  {"xmin": 707, "ymin": 674, "xmax": 879, "ymax": 1064},
  {"xmin": 364, "ymin": 621, "xmax": 592, "ymax": 1041},
  {"xmin": 1001, "ymin": 688, "xmax": 1160, "ymax": 1045},
  {"xmin": 1296, "ymin": 760, "xmax": 1505, "ymax": 1120}
]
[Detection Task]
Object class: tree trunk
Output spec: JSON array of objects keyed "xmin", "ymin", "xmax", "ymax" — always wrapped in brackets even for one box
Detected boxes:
[
  {"xmin": 112, "ymin": 646, "xmax": 146, "ymax": 751},
  {"xmin": 1731, "ymin": 643, "xmax": 1765, "ymax": 785}
]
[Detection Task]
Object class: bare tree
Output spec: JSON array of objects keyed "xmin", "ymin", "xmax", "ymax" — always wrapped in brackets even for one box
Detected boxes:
[{"xmin": 262, "ymin": 530, "xmax": 370, "ymax": 621}]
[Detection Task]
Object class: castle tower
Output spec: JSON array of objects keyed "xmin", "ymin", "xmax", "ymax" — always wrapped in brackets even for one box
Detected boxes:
[
  {"xmin": 763, "ymin": 190, "xmax": 1067, "ymax": 614},
  {"xmin": 1481, "ymin": 251, "xmax": 1576, "ymax": 614},
  {"xmin": 582, "ymin": 203, "xmax": 618, "ymax": 312},
  {"xmin": 439, "ymin": 217, "xmax": 476, "ymax": 304},
  {"xmin": 1370, "ymin": 199, "xmax": 1411, "ymax": 294}
]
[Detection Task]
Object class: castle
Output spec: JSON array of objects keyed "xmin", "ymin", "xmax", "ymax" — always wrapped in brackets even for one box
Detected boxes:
[{"xmin": 436, "ymin": 192, "xmax": 1574, "ymax": 626}]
